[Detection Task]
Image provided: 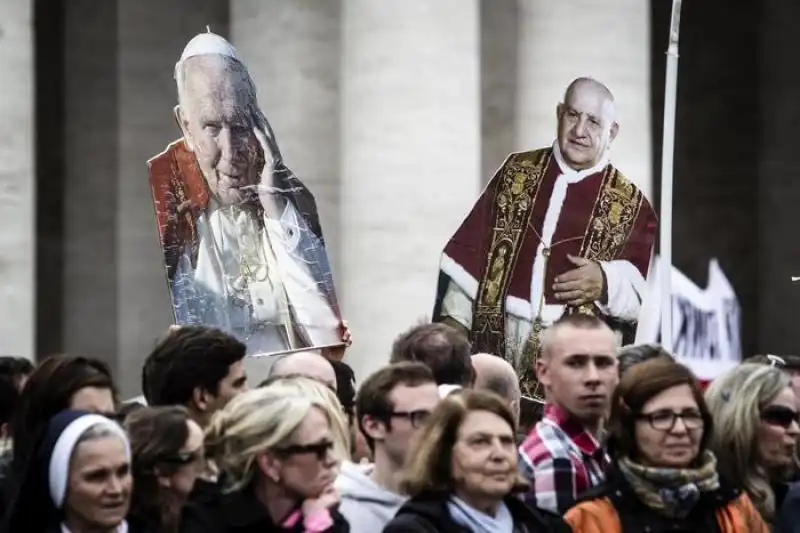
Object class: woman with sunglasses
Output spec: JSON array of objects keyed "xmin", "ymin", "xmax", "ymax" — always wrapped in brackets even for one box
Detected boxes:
[
  {"xmin": 566, "ymin": 359, "xmax": 767, "ymax": 533},
  {"xmin": 124, "ymin": 406, "xmax": 203, "ymax": 532},
  {"xmin": 183, "ymin": 378, "xmax": 349, "ymax": 533},
  {"xmin": 706, "ymin": 363, "xmax": 800, "ymax": 525}
]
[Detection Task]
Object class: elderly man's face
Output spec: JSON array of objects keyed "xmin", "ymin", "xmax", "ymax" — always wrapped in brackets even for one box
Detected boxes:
[
  {"xmin": 556, "ymin": 84, "xmax": 618, "ymax": 171},
  {"xmin": 178, "ymin": 59, "xmax": 261, "ymax": 205}
]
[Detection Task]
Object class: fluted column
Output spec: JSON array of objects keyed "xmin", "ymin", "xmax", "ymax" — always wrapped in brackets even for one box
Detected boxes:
[
  {"xmin": 515, "ymin": 0, "xmax": 653, "ymax": 198},
  {"xmin": 341, "ymin": 1, "xmax": 482, "ymax": 380},
  {"xmin": 0, "ymin": 1, "xmax": 34, "ymax": 360}
]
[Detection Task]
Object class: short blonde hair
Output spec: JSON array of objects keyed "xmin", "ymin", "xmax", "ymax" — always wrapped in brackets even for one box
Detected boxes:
[
  {"xmin": 402, "ymin": 389, "xmax": 526, "ymax": 496},
  {"xmin": 205, "ymin": 378, "xmax": 341, "ymax": 492},
  {"xmin": 260, "ymin": 376, "xmax": 351, "ymax": 462}
]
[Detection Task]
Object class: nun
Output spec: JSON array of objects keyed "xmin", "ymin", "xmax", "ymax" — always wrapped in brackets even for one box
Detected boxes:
[{"xmin": 2, "ymin": 410, "xmax": 137, "ymax": 533}]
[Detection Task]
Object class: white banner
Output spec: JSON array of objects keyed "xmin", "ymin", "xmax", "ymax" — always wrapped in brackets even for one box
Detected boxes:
[{"xmin": 636, "ymin": 257, "xmax": 741, "ymax": 380}]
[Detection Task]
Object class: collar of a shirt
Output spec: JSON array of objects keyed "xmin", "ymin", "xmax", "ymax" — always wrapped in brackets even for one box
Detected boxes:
[{"xmin": 543, "ymin": 402, "xmax": 602, "ymax": 457}]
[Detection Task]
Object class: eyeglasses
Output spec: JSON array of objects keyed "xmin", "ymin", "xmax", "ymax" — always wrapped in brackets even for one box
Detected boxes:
[
  {"xmin": 389, "ymin": 410, "xmax": 432, "ymax": 428},
  {"xmin": 766, "ymin": 354, "xmax": 786, "ymax": 368},
  {"xmin": 761, "ymin": 405, "xmax": 800, "ymax": 429},
  {"xmin": 636, "ymin": 409, "xmax": 704, "ymax": 431},
  {"xmin": 275, "ymin": 440, "xmax": 334, "ymax": 461}
]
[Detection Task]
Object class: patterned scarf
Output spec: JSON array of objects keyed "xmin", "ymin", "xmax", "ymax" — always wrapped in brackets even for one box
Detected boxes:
[{"xmin": 618, "ymin": 451, "xmax": 720, "ymax": 519}]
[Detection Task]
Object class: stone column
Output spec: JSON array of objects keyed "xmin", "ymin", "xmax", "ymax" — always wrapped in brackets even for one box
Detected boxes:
[
  {"xmin": 115, "ymin": 0, "xmax": 230, "ymax": 397},
  {"xmin": 515, "ymin": 0, "xmax": 653, "ymax": 198},
  {"xmin": 0, "ymin": 1, "xmax": 35, "ymax": 360},
  {"xmin": 231, "ymin": 0, "xmax": 342, "ymax": 276},
  {"xmin": 341, "ymin": 1, "xmax": 482, "ymax": 381}
]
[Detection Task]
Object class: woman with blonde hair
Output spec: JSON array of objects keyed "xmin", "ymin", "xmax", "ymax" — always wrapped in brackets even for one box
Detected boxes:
[
  {"xmin": 260, "ymin": 375, "xmax": 351, "ymax": 462},
  {"xmin": 382, "ymin": 389, "xmax": 569, "ymax": 533},
  {"xmin": 705, "ymin": 363, "xmax": 800, "ymax": 524},
  {"xmin": 181, "ymin": 378, "xmax": 348, "ymax": 533}
]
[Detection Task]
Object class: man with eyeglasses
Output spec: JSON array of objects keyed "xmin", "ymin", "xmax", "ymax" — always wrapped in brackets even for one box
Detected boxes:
[{"xmin": 335, "ymin": 362, "xmax": 440, "ymax": 533}]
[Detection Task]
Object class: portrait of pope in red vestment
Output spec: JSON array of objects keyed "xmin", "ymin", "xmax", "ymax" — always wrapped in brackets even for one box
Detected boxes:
[{"xmin": 433, "ymin": 77, "xmax": 658, "ymax": 400}]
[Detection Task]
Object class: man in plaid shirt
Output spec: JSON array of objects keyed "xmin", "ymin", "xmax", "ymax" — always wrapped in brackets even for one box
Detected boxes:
[{"xmin": 519, "ymin": 314, "xmax": 618, "ymax": 514}]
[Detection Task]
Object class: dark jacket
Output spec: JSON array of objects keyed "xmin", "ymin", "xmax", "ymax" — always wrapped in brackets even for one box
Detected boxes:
[
  {"xmin": 382, "ymin": 492, "xmax": 570, "ymax": 533},
  {"xmin": 774, "ymin": 481, "xmax": 800, "ymax": 533},
  {"xmin": 180, "ymin": 483, "xmax": 349, "ymax": 533},
  {"xmin": 565, "ymin": 465, "xmax": 768, "ymax": 533}
]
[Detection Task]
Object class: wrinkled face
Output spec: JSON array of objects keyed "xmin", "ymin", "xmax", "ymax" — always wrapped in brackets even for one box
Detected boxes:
[
  {"xmin": 64, "ymin": 436, "xmax": 131, "ymax": 531},
  {"xmin": 266, "ymin": 407, "xmax": 339, "ymax": 499},
  {"xmin": 537, "ymin": 326, "xmax": 618, "ymax": 422},
  {"xmin": 634, "ymin": 384, "xmax": 704, "ymax": 468},
  {"xmin": 158, "ymin": 420, "xmax": 204, "ymax": 499},
  {"xmin": 556, "ymin": 83, "xmax": 618, "ymax": 171},
  {"xmin": 757, "ymin": 386, "xmax": 800, "ymax": 469},
  {"xmin": 178, "ymin": 57, "xmax": 262, "ymax": 206},
  {"xmin": 451, "ymin": 410, "xmax": 517, "ymax": 502},
  {"xmin": 366, "ymin": 382, "xmax": 440, "ymax": 466},
  {"xmin": 70, "ymin": 387, "xmax": 115, "ymax": 416}
]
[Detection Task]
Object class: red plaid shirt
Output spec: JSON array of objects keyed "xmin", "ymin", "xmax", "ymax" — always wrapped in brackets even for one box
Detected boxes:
[{"xmin": 518, "ymin": 403, "xmax": 609, "ymax": 514}]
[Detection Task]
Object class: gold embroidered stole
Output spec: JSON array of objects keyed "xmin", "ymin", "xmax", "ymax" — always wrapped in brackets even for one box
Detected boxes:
[
  {"xmin": 471, "ymin": 149, "xmax": 551, "ymax": 358},
  {"xmin": 471, "ymin": 152, "xmax": 644, "ymax": 401}
]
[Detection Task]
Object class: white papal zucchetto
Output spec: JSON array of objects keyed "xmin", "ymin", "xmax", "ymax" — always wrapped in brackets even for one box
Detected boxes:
[{"xmin": 175, "ymin": 29, "xmax": 239, "ymax": 77}]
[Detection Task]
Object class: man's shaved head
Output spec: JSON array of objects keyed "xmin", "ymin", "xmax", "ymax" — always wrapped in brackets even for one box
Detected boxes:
[
  {"xmin": 268, "ymin": 351, "xmax": 337, "ymax": 392},
  {"xmin": 471, "ymin": 353, "xmax": 521, "ymax": 423},
  {"xmin": 563, "ymin": 77, "xmax": 616, "ymax": 123},
  {"xmin": 557, "ymin": 77, "xmax": 619, "ymax": 171}
]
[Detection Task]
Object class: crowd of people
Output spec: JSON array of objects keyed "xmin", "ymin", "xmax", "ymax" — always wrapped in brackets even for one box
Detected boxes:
[{"xmin": 0, "ymin": 316, "xmax": 799, "ymax": 532}]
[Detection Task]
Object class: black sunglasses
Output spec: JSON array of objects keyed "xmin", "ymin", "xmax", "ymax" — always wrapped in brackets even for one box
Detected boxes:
[
  {"xmin": 275, "ymin": 440, "xmax": 334, "ymax": 461},
  {"xmin": 761, "ymin": 405, "xmax": 800, "ymax": 429}
]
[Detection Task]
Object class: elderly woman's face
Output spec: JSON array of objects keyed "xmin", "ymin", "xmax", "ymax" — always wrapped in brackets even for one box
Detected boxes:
[
  {"xmin": 65, "ymin": 436, "xmax": 131, "ymax": 530},
  {"xmin": 757, "ymin": 386, "xmax": 800, "ymax": 469},
  {"xmin": 274, "ymin": 407, "xmax": 339, "ymax": 499},
  {"xmin": 634, "ymin": 384, "xmax": 704, "ymax": 468},
  {"xmin": 451, "ymin": 410, "xmax": 517, "ymax": 502}
]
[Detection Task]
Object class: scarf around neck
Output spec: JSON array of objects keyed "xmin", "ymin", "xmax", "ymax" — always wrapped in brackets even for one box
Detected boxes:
[
  {"xmin": 618, "ymin": 451, "xmax": 720, "ymax": 519},
  {"xmin": 447, "ymin": 496, "xmax": 514, "ymax": 533}
]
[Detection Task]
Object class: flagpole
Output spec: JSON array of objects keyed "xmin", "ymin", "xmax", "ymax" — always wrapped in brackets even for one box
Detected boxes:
[{"xmin": 660, "ymin": 0, "xmax": 683, "ymax": 349}]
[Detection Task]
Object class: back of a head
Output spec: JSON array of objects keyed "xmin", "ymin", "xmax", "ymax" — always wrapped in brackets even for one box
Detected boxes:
[
  {"xmin": 617, "ymin": 344, "xmax": 674, "ymax": 377},
  {"xmin": 206, "ymin": 378, "xmax": 341, "ymax": 493},
  {"xmin": 0, "ymin": 357, "xmax": 34, "ymax": 431},
  {"xmin": 142, "ymin": 325, "xmax": 246, "ymax": 406},
  {"xmin": 390, "ymin": 323, "xmax": 474, "ymax": 387},
  {"xmin": 471, "ymin": 354, "xmax": 519, "ymax": 402},
  {"xmin": 11, "ymin": 355, "xmax": 114, "ymax": 471},
  {"xmin": 608, "ymin": 358, "xmax": 711, "ymax": 459},
  {"xmin": 330, "ymin": 359, "xmax": 357, "ymax": 420}
]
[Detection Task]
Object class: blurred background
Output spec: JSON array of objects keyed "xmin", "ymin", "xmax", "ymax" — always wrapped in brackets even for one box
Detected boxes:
[{"xmin": 0, "ymin": 0, "xmax": 790, "ymax": 396}]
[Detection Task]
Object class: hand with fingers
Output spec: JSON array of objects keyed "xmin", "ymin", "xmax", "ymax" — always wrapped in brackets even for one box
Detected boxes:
[{"xmin": 552, "ymin": 254, "xmax": 605, "ymax": 306}]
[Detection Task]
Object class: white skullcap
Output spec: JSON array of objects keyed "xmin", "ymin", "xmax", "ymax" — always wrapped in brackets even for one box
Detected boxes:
[{"xmin": 175, "ymin": 30, "xmax": 239, "ymax": 79}]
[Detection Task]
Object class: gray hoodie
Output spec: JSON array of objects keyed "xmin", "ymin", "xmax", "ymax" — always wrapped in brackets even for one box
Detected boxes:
[{"xmin": 335, "ymin": 461, "xmax": 406, "ymax": 533}]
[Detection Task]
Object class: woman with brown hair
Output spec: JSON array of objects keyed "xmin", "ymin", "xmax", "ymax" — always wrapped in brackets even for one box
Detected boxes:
[
  {"xmin": 124, "ymin": 406, "xmax": 204, "ymax": 533},
  {"xmin": 565, "ymin": 358, "xmax": 767, "ymax": 533},
  {"xmin": 382, "ymin": 389, "xmax": 569, "ymax": 533}
]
